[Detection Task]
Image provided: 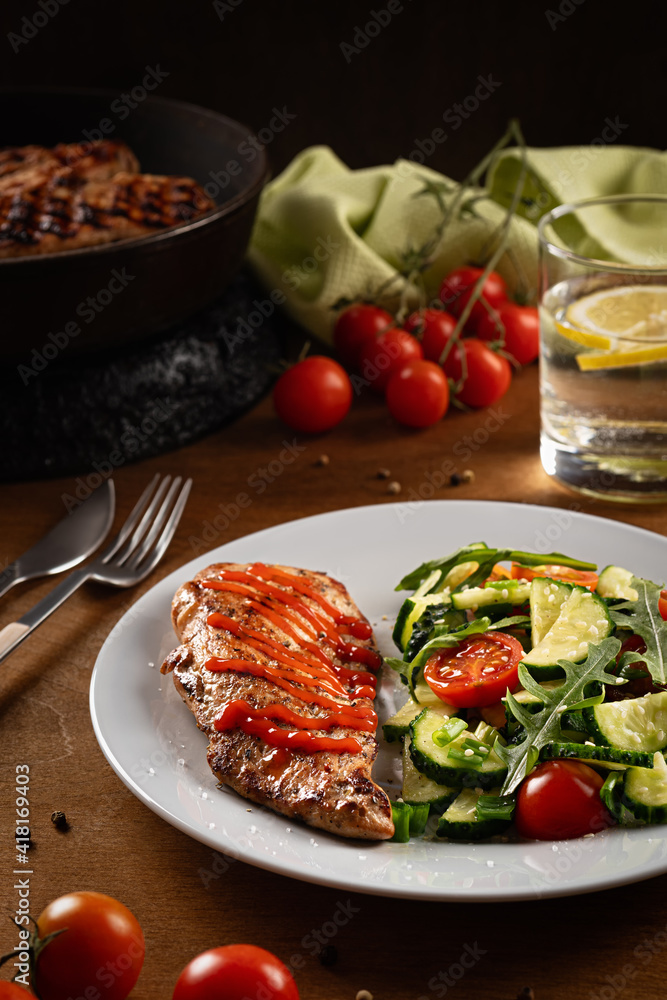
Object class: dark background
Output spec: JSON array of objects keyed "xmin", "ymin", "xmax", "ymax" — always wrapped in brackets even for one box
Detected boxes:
[{"xmin": 1, "ymin": 0, "xmax": 663, "ymax": 180}]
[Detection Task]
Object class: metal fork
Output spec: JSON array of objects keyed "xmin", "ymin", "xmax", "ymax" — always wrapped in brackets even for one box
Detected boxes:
[{"xmin": 0, "ymin": 474, "xmax": 192, "ymax": 664}]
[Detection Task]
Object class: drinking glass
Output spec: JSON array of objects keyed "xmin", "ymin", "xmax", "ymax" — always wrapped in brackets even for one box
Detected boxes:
[{"xmin": 538, "ymin": 194, "xmax": 667, "ymax": 502}]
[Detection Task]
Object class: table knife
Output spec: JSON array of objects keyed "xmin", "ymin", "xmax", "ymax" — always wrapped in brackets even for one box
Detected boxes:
[{"xmin": 0, "ymin": 478, "xmax": 115, "ymax": 600}]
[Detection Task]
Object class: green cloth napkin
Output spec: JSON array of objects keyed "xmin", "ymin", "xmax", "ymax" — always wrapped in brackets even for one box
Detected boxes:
[{"xmin": 248, "ymin": 143, "xmax": 667, "ymax": 344}]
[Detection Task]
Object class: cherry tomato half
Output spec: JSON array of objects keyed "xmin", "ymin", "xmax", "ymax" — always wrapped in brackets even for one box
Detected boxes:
[
  {"xmin": 477, "ymin": 302, "xmax": 540, "ymax": 366},
  {"xmin": 34, "ymin": 892, "xmax": 144, "ymax": 1000},
  {"xmin": 173, "ymin": 944, "xmax": 300, "ymax": 1000},
  {"xmin": 423, "ymin": 631, "xmax": 523, "ymax": 708},
  {"xmin": 385, "ymin": 359, "xmax": 450, "ymax": 428},
  {"xmin": 358, "ymin": 328, "xmax": 423, "ymax": 393},
  {"xmin": 510, "ymin": 564, "xmax": 599, "ymax": 590},
  {"xmin": 403, "ymin": 308, "xmax": 457, "ymax": 363},
  {"xmin": 439, "ymin": 266, "xmax": 508, "ymax": 329},
  {"xmin": 445, "ymin": 338, "xmax": 512, "ymax": 408},
  {"xmin": 333, "ymin": 304, "xmax": 393, "ymax": 369},
  {"xmin": 273, "ymin": 356, "xmax": 352, "ymax": 433},
  {"xmin": 515, "ymin": 760, "xmax": 614, "ymax": 840}
]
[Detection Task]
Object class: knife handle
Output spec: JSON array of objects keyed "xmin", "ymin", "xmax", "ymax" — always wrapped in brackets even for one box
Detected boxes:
[
  {"xmin": 0, "ymin": 567, "xmax": 90, "ymax": 664},
  {"xmin": 0, "ymin": 621, "xmax": 30, "ymax": 659}
]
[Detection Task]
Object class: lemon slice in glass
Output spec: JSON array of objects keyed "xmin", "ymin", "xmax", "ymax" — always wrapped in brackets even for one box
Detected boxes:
[{"xmin": 555, "ymin": 284, "xmax": 667, "ymax": 370}]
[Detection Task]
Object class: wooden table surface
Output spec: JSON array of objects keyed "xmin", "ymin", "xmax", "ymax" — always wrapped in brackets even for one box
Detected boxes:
[{"xmin": 2, "ymin": 365, "xmax": 667, "ymax": 1000}]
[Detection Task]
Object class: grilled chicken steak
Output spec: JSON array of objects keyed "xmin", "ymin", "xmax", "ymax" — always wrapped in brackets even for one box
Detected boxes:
[
  {"xmin": 0, "ymin": 140, "xmax": 214, "ymax": 257},
  {"xmin": 161, "ymin": 562, "xmax": 394, "ymax": 841}
]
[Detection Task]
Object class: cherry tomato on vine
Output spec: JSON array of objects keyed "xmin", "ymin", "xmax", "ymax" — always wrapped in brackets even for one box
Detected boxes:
[
  {"xmin": 385, "ymin": 359, "xmax": 449, "ymax": 428},
  {"xmin": 510, "ymin": 564, "xmax": 599, "ymax": 589},
  {"xmin": 358, "ymin": 328, "xmax": 423, "ymax": 393},
  {"xmin": 515, "ymin": 760, "xmax": 614, "ymax": 840},
  {"xmin": 423, "ymin": 631, "xmax": 523, "ymax": 708},
  {"xmin": 333, "ymin": 304, "xmax": 393, "ymax": 369},
  {"xmin": 439, "ymin": 266, "xmax": 508, "ymax": 329},
  {"xmin": 477, "ymin": 302, "xmax": 540, "ymax": 366},
  {"xmin": 34, "ymin": 892, "xmax": 144, "ymax": 1000},
  {"xmin": 273, "ymin": 356, "xmax": 352, "ymax": 433},
  {"xmin": 659, "ymin": 589, "xmax": 667, "ymax": 621},
  {"xmin": 172, "ymin": 944, "xmax": 300, "ymax": 1000},
  {"xmin": 403, "ymin": 308, "xmax": 457, "ymax": 363},
  {"xmin": 445, "ymin": 338, "xmax": 512, "ymax": 408},
  {"xmin": 0, "ymin": 985, "xmax": 31, "ymax": 999}
]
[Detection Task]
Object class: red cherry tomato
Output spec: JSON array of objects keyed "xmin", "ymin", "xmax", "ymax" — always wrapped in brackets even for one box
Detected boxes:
[
  {"xmin": 358, "ymin": 328, "xmax": 423, "ymax": 393},
  {"xmin": 273, "ymin": 356, "xmax": 352, "ymax": 433},
  {"xmin": 659, "ymin": 589, "xmax": 667, "ymax": 621},
  {"xmin": 403, "ymin": 308, "xmax": 458, "ymax": 363},
  {"xmin": 515, "ymin": 760, "xmax": 614, "ymax": 840},
  {"xmin": 333, "ymin": 304, "xmax": 393, "ymax": 369},
  {"xmin": 34, "ymin": 892, "xmax": 144, "ymax": 1000},
  {"xmin": 510, "ymin": 564, "xmax": 599, "ymax": 590},
  {"xmin": 445, "ymin": 338, "xmax": 512, "ymax": 408},
  {"xmin": 439, "ymin": 266, "xmax": 508, "ymax": 329},
  {"xmin": 477, "ymin": 302, "xmax": 540, "ymax": 366},
  {"xmin": 173, "ymin": 944, "xmax": 299, "ymax": 1000},
  {"xmin": 385, "ymin": 359, "xmax": 450, "ymax": 428},
  {"xmin": 423, "ymin": 631, "xmax": 523, "ymax": 708}
]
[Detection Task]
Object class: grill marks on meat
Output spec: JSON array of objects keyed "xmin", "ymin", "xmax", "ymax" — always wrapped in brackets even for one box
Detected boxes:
[
  {"xmin": 0, "ymin": 140, "xmax": 215, "ymax": 257},
  {"xmin": 161, "ymin": 563, "xmax": 394, "ymax": 841}
]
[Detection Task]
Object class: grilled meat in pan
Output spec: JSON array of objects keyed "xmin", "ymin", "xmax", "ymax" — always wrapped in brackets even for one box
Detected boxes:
[
  {"xmin": 161, "ymin": 562, "xmax": 394, "ymax": 841},
  {"xmin": 0, "ymin": 169, "xmax": 215, "ymax": 258},
  {"xmin": 0, "ymin": 140, "xmax": 214, "ymax": 257}
]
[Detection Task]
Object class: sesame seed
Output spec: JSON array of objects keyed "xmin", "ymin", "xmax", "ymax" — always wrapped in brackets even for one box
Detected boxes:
[
  {"xmin": 464, "ymin": 748, "xmax": 475, "ymax": 757},
  {"xmin": 387, "ymin": 481, "xmax": 401, "ymax": 495},
  {"xmin": 548, "ymin": 594, "xmax": 555, "ymax": 603}
]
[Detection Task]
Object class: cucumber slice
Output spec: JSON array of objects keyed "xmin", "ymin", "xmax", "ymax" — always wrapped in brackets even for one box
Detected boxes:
[
  {"xmin": 436, "ymin": 788, "xmax": 510, "ymax": 841},
  {"xmin": 409, "ymin": 708, "xmax": 507, "ymax": 789},
  {"xmin": 383, "ymin": 696, "xmax": 457, "ymax": 743},
  {"xmin": 621, "ymin": 752, "xmax": 667, "ymax": 823},
  {"xmin": 451, "ymin": 580, "xmax": 531, "ymax": 611},
  {"xmin": 597, "ymin": 565, "xmax": 639, "ymax": 601},
  {"xmin": 530, "ymin": 577, "xmax": 573, "ymax": 646},
  {"xmin": 583, "ymin": 691, "xmax": 667, "ymax": 753},
  {"xmin": 521, "ymin": 585, "xmax": 613, "ymax": 679},
  {"xmin": 443, "ymin": 560, "xmax": 479, "ymax": 590},
  {"xmin": 393, "ymin": 591, "xmax": 449, "ymax": 652},
  {"xmin": 539, "ymin": 741, "xmax": 654, "ymax": 768},
  {"xmin": 402, "ymin": 739, "xmax": 458, "ymax": 809}
]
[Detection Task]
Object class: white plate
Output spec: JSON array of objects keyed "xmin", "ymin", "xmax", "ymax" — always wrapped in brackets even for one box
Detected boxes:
[{"xmin": 90, "ymin": 500, "xmax": 667, "ymax": 901}]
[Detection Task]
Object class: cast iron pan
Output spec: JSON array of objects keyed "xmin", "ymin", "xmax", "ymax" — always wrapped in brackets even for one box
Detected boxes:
[{"xmin": 0, "ymin": 88, "xmax": 269, "ymax": 361}]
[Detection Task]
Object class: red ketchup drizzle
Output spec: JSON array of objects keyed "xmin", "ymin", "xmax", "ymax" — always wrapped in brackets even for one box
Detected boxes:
[{"xmin": 203, "ymin": 565, "xmax": 380, "ymax": 754}]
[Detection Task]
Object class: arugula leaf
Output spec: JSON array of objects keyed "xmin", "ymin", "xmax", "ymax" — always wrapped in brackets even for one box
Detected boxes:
[
  {"xmin": 497, "ymin": 636, "xmax": 623, "ymax": 795},
  {"xmin": 610, "ymin": 576, "xmax": 667, "ymax": 685},
  {"xmin": 396, "ymin": 543, "xmax": 490, "ymax": 592},
  {"xmin": 396, "ymin": 544, "xmax": 597, "ymax": 592}
]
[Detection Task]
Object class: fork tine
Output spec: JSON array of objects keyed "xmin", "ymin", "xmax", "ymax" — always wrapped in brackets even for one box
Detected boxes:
[
  {"xmin": 99, "ymin": 473, "xmax": 162, "ymax": 563},
  {"xmin": 111, "ymin": 475, "xmax": 171, "ymax": 566},
  {"xmin": 127, "ymin": 478, "xmax": 192, "ymax": 580},
  {"xmin": 125, "ymin": 476, "xmax": 183, "ymax": 571}
]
